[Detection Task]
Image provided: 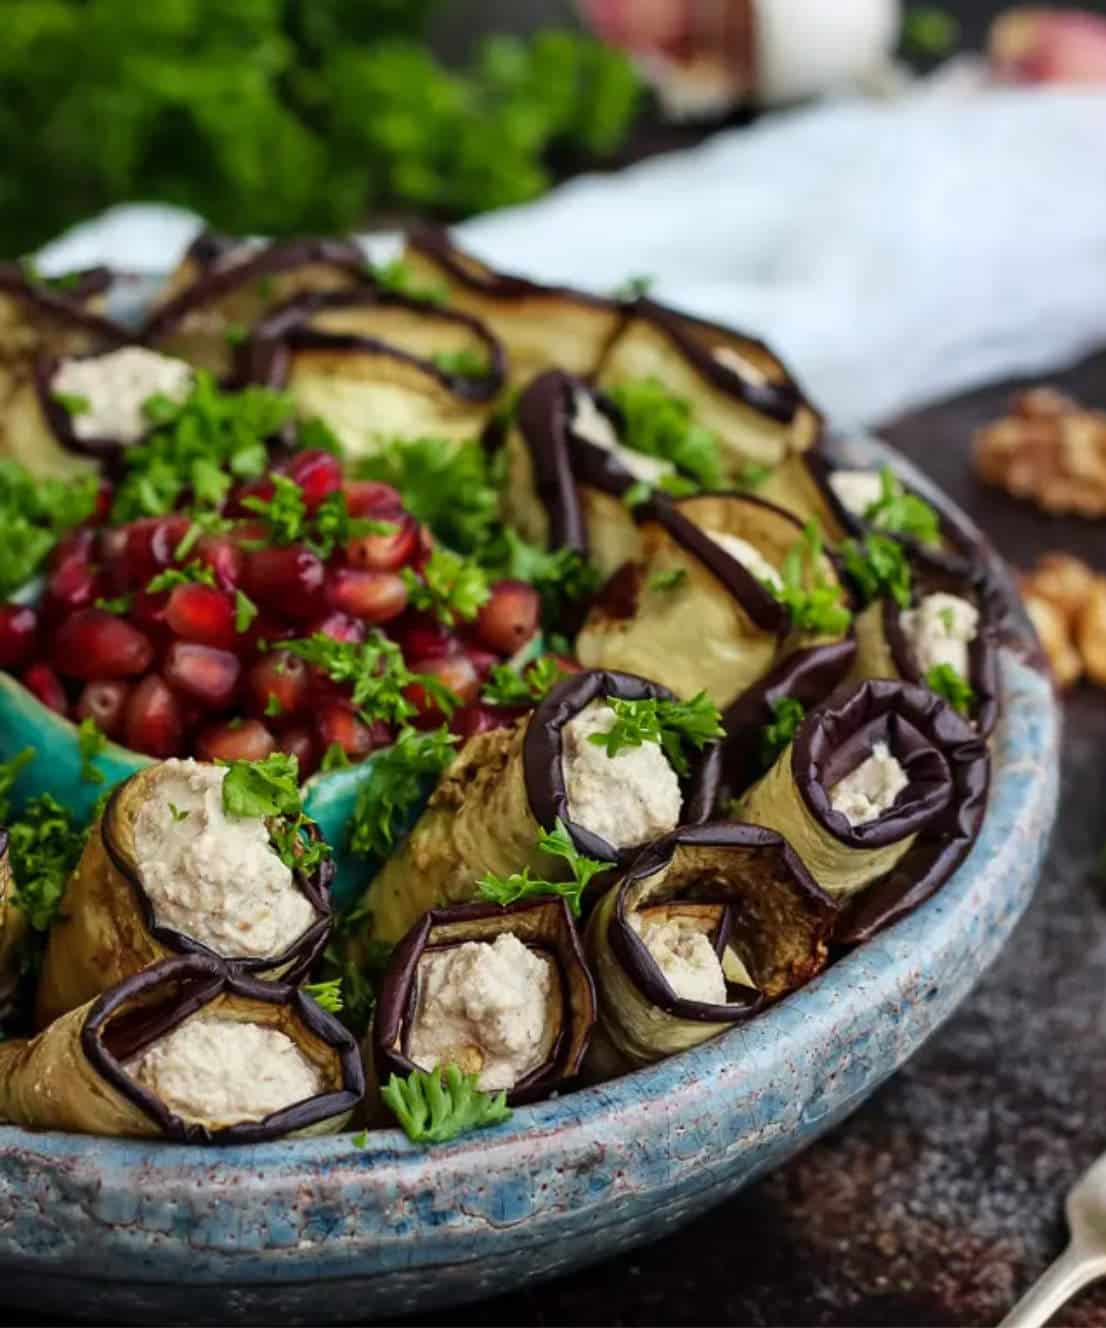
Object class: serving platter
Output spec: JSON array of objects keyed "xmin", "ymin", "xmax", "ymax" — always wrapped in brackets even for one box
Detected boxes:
[{"xmin": 0, "ymin": 427, "xmax": 1059, "ymax": 1326}]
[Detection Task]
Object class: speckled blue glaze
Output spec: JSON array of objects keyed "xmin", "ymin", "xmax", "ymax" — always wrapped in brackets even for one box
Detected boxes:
[{"xmin": 0, "ymin": 442, "xmax": 1059, "ymax": 1324}]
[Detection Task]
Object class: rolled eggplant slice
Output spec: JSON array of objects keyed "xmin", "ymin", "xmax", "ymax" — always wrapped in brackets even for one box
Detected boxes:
[
  {"xmin": 37, "ymin": 759, "xmax": 333, "ymax": 1028},
  {"xmin": 595, "ymin": 300, "xmax": 820, "ymax": 475},
  {"xmin": 401, "ymin": 226, "xmax": 625, "ymax": 384},
  {"xmin": 585, "ymin": 823, "xmax": 835, "ymax": 1073},
  {"xmin": 353, "ymin": 669, "xmax": 718, "ymax": 946},
  {"xmin": 247, "ymin": 288, "xmax": 507, "ymax": 457},
  {"xmin": 143, "ymin": 234, "xmax": 368, "ymax": 378},
  {"xmin": 576, "ymin": 493, "xmax": 850, "ymax": 709},
  {"xmin": 731, "ymin": 679, "xmax": 989, "ymax": 913},
  {"xmin": 0, "ymin": 954, "xmax": 363, "ymax": 1142},
  {"xmin": 2, "ymin": 345, "xmax": 195, "ymax": 482},
  {"xmin": 370, "ymin": 896, "xmax": 596, "ymax": 1109}
]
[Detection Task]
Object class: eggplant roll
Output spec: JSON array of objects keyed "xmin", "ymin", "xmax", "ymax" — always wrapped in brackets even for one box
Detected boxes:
[
  {"xmin": 400, "ymin": 226, "xmax": 624, "ymax": 385},
  {"xmin": 730, "ymin": 679, "xmax": 990, "ymax": 920},
  {"xmin": 247, "ymin": 288, "xmax": 507, "ymax": 457},
  {"xmin": 37, "ymin": 760, "xmax": 332, "ymax": 1028},
  {"xmin": 576, "ymin": 494, "xmax": 851, "ymax": 709},
  {"xmin": 595, "ymin": 300, "xmax": 820, "ymax": 475},
  {"xmin": 2, "ymin": 345, "xmax": 195, "ymax": 481},
  {"xmin": 144, "ymin": 234, "xmax": 368, "ymax": 378},
  {"xmin": 585, "ymin": 824, "xmax": 835, "ymax": 1073},
  {"xmin": 369, "ymin": 897, "xmax": 596, "ymax": 1109},
  {"xmin": 849, "ymin": 554, "xmax": 1000, "ymax": 737},
  {"xmin": 0, "ymin": 954, "xmax": 363, "ymax": 1142},
  {"xmin": 352, "ymin": 670, "xmax": 718, "ymax": 947}
]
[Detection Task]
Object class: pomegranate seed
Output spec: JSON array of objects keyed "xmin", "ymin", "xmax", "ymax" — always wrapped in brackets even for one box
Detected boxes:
[
  {"xmin": 306, "ymin": 611, "xmax": 365, "ymax": 645},
  {"xmin": 0, "ymin": 604, "xmax": 38, "ymax": 669},
  {"xmin": 53, "ymin": 609, "xmax": 153, "ymax": 680},
  {"xmin": 195, "ymin": 718, "xmax": 276, "ymax": 762},
  {"xmin": 194, "ymin": 534, "xmax": 243, "ymax": 592},
  {"xmin": 475, "ymin": 580, "xmax": 541, "ymax": 655},
  {"xmin": 230, "ymin": 518, "xmax": 271, "ymax": 548},
  {"xmin": 244, "ymin": 544, "xmax": 326, "ymax": 620},
  {"xmin": 406, "ymin": 654, "xmax": 479, "ymax": 723},
  {"xmin": 462, "ymin": 646, "xmax": 499, "ymax": 681},
  {"xmin": 43, "ymin": 559, "xmax": 101, "ymax": 622},
  {"xmin": 246, "ymin": 652, "xmax": 309, "ymax": 717},
  {"xmin": 92, "ymin": 481, "xmax": 113, "ymax": 525},
  {"xmin": 21, "ymin": 662, "xmax": 68, "ymax": 716},
  {"xmin": 129, "ymin": 589, "xmax": 170, "ymax": 632},
  {"xmin": 164, "ymin": 642, "xmax": 241, "ymax": 709},
  {"xmin": 284, "ymin": 450, "xmax": 342, "ymax": 512},
  {"xmin": 346, "ymin": 513, "xmax": 419, "ymax": 572},
  {"xmin": 238, "ymin": 611, "xmax": 295, "ymax": 659},
  {"xmin": 227, "ymin": 478, "xmax": 275, "ymax": 518},
  {"xmin": 76, "ymin": 680, "xmax": 130, "ymax": 737},
  {"xmin": 124, "ymin": 675, "xmax": 183, "ymax": 758},
  {"xmin": 410, "ymin": 523, "xmax": 435, "ymax": 574},
  {"xmin": 104, "ymin": 515, "xmax": 190, "ymax": 592},
  {"xmin": 394, "ymin": 612, "xmax": 459, "ymax": 662},
  {"xmin": 277, "ymin": 725, "xmax": 318, "ymax": 777},
  {"xmin": 450, "ymin": 702, "xmax": 523, "ymax": 739},
  {"xmin": 329, "ymin": 568, "xmax": 408, "ymax": 624},
  {"xmin": 165, "ymin": 583, "xmax": 236, "ymax": 649},
  {"xmin": 342, "ymin": 480, "xmax": 402, "ymax": 519},
  {"xmin": 315, "ymin": 702, "xmax": 379, "ymax": 761},
  {"xmin": 49, "ymin": 527, "xmax": 96, "ymax": 574}
]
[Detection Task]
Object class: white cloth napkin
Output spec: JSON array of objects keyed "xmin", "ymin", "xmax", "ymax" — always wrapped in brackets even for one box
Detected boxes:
[{"xmin": 36, "ymin": 86, "xmax": 1106, "ymax": 427}]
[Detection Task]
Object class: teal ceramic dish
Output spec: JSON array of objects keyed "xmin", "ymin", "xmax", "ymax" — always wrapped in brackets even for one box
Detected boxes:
[{"xmin": 0, "ymin": 434, "xmax": 1060, "ymax": 1325}]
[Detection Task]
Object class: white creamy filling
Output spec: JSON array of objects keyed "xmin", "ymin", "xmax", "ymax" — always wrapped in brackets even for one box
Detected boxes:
[
  {"xmin": 52, "ymin": 347, "xmax": 193, "ymax": 443},
  {"xmin": 128, "ymin": 1016, "xmax": 322, "ymax": 1124},
  {"xmin": 132, "ymin": 759, "xmax": 314, "ymax": 960},
  {"xmin": 713, "ymin": 345, "xmax": 769, "ymax": 385},
  {"xmin": 829, "ymin": 741, "xmax": 909, "ymax": 826},
  {"xmin": 571, "ymin": 389, "xmax": 674, "ymax": 484},
  {"xmin": 562, "ymin": 699, "xmax": 683, "ymax": 849},
  {"xmin": 899, "ymin": 592, "xmax": 979, "ymax": 680},
  {"xmin": 828, "ymin": 468, "xmax": 883, "ymax": 518},
  {"xmin": 631, "ymin": 914, "xmax": 727, "ymax": 1004},
  {"xmin": 705, "ymin": 529, "xmax": 783, "ymax": 591},
  {"xmin": 407, "ymin": 933, "xmax": 552, "ymax": 1092}
]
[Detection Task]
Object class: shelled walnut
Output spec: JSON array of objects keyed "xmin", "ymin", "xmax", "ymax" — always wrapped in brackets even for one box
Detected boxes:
[
  {"xmin": 975, "ymin": 388, "xmax": 1106, "ymax": 518},
  {"xmin": 1020, "ymin": 553, "xmax": 1106, "ymax": 689}
]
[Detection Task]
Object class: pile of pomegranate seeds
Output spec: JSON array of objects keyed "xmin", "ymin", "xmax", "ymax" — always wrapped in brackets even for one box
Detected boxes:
[{"xmin": 0, "ymin": 448, "xmax": 543, "ymax": 774}]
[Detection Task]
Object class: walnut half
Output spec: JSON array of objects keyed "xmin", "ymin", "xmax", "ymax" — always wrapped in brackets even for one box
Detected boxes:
[{"xmin": 1020, "ymin": 552, "xmax": 1106, "ymax": 690}]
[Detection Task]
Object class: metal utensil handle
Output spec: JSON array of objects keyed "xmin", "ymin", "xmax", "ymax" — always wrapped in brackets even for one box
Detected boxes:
[{"xmin": 999, "ymin": 1244, "xmax": 1106, "ymax": 1328}]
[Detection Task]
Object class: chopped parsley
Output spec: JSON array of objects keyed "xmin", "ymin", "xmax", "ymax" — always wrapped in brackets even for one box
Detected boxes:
[
  {"xmin": 146, "ymin": 560, "xmax": 216, "ymax": 594},
  {"xmin": 320, "ymin": 741, "xmax": 352, "ymax": 773},
  {"xmin": 7, "ymin": 793, "xmax": 86, "ymax": 932},
  {"xmin": 430, "ymin": 348, "xmax": 489, "ymax": 379},
  {"xmin": 381, "ymin": 1065, "xmax": 511, "ymax": 1146},
  {"xmin": 759, "ymin": 697, "xmax": 805, "ymax": 770},
  {"xmin": 94, "ymin": 594, "xmax": 134, "ymax": 616},
  {"xmin": 925, "ymin": 663, "xmax": 975, "ymax": 716},
  {"xmin": 347, "ymin": 725, "xmax": 457, "ymax": 859},
  {"xmin": 773, "ymin": 522, "xmax": 852, "ymax": 635},
  {"xmin": 168, "ymin": 803, "xmax": 190, "ymax": 823},
  {"xmin": 611, "ymin": 274, "xmax": 654, "ymax": 300},
  {"xmin": 477, "ymin": 818, "xmax": 609, "ymax": 917},
  {"xmin": 862, "ymin": 467, "xmax": 941, "ymax": 546},
  {"xmin": 219, "ymin": 752, "xmax": 332, "ymax": 876},
  {"xmin": 586, "ymin": 692, "xmax": 724, "ymax": 777},
  {"xmin": 402, "ymin": 549, "xmax": 490, "ymax": 627},
  {"xmin": 0, "ymin": 749, "xmax": 35, "ymax": 822},
  {"xmin": 622, "ymin": 481, "xmax": 653, "ymax": 510},
  {"xmin": 264, "ymin": 694, "xmax": 284, "ymax": 718},
  {"xmin": 233, "ymin": 590, "xmax": 258, "ymax": 633},
  {"xmin": 649, "ymin": 568, "xmax": 687, "ymax": 593},
  {"xmin": 606, "ymin": 377, "xmax": 725, "ymax": 490},
  {"xmin": 303, "ymin": 978, "xmax": 343, "ymax": 1014},
  {"xmin": 76, "ymin": 717, "xmax": 107, "ymax": 785},
  {"xmin": 481, "ymin": 656, "xmax": 567, "ymax": 708},
  {"xmin": 52, "ymin": 391, "xmax": 90, "ymax": 417},
  {"xmin": 0, "ymin": 459, "xmax": 98, "ymax": 599},
  {"xmin": 223, "ymin": 321, "xmax": 248, "ymax": 347},
  {"xmin": 243, "ymin": 478, "xmax": 392, "ymax": 559},
  {"xmin": 734, "ymin": 462, "xmax": 772, "ymax": 492},
  {"xmin": 367, "ymin": 259, "xmax": 448, "ymax": 307},
  {"xmin": 296, "ymin": 416, "xmax": 345, "ymax": 457},
  {"xmin": 841, "ymin": 532, "xmax": 913, "ymax": 609}
]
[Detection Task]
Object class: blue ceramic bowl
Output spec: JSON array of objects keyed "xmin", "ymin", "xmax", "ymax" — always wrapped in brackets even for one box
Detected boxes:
[{"xmin": 0, "ymin": 436, "xmax": 1059, "ymax": 1325}]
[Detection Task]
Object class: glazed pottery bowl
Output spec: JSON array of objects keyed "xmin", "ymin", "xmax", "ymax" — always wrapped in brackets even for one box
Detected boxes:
[{"xmin": 0, "ymin": 434, "xmax": 1059, "ymax": 1325}]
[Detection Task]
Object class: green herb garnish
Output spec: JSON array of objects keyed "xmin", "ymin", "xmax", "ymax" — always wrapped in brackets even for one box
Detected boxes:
[
  {"xmin": 477, "ymin": 818, "xmax": 610, "ymax": 916},
  {"xmin": 0, "ymin": 749, "xmax": 35, "ymax": 823},
  {"xmin": 481, "ymin": 656, "xmax": 567, "ymax": 708},
  {"xmin": 220, "ymin": 752, "xmax": 331, "ymax": 875},
  {"xmin": 925, "ymin": 663, "xmax": 975, "ymax": 716},
  {"xmin": 0, "ymin": 459, "xmax": 98, "ymax": 599},
  {"xmin": 223, "ymin": 321, "xmax": 248, "ymax": 347},
  {"xmin": 367, "ymin": 259, "xmax": 448, "ymax": 306},
  {"xmin": 430, "ymin": 348, "xmax": 489, "ymax": 379},
  {"xmin": 840, "ymin": 532, "xmax": 913, "ymax": 609},
  {"xmin": 348, "ymin": 725, "xmax": 457, "ymax": 859},
  {"xmin": 402, "ymin": 549, "xmax": 490, "ymax": 627},
  {"xmin": 146, "ymin": 560, "xmax": 216, "ymax": 594},
  {"xmin": 320, "ymin": 741, "xmax": 352, "ymax": 773},
  {"xmin": 612, "ymin": 274, "xmax": 654, "ymax": 300},
  {"xmin": 52, "ymin": 391, "xmax": 90, "ymax": 417},
  {"xmin": 903, "ymin": 5, "xmax": 961, "ymax": 58},
  {"xmin": 76, "ymin": 717, "xmax": 107, "ymax": 785},
  {"xmin": 759, "ymin": 697, "xmax": 805, "ymax": 770},
  {"xmin": 303, "ymin": 978, "xmax": 343, "ymax": 1014},
  {"xmin": 381, "ymin": 1065, "xmax": 511, "ymax": 1146},
  {"xmin": 622, "ymin": 481, "xmax": 653, "ymax": 510},
  {"xmin": 168, "ymin": 803, "xmax": 190, "ymax": 823},
  {"xmin": 234, "ymin": 589, "xmax": 258, "ymax": 634},
  {"xmin": 8, "ymin": 793, "xmax": 85, "ymax": 932},
  {"xmin": 296, "ymin": 416, "xmax": 345, "ymax": 457},
  {"xmin": 773, "ymin": 522, "xmax": 853, "ymax": 634},
  {"xmin": 863, "ymin": 467, "xmax": 941, "ymax": 546},
  {"xmin": 94, "ymin": 594, "xmax": 133, "ymax": 617},
  {"xmin": 586, "ymin": 692, "xmax": 724, "ymax": 777},
  {"xmin": 477, "ymin": 529, "xmax": 599, "ymax": 629},
  {"xmin": 606, "ymin": 377, "xmax": 724, "ymax": 490},
  {"xmin": 734, "ymin": 462, "xmax": 772, "ymax": 492},
  {"xmin": 649, "ymin": 568, "xmax": 687, "ymax": 593},
  {"xmin": 243, "ymin": 477, "xmax": 392, "ymax": 559}
]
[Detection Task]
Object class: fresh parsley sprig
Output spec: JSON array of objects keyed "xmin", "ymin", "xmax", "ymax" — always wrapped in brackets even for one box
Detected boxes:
[
  {"xmin": 7, "ymin": 793, "xmax": 86, "ymax": 932},
  {"xmin": 366, "ymin": 259, "xmax": 448, "ymax": 307},
  {"xmin": 380, "ymin": 1065, "xmax": 511, "ymax": 1146},
  {"xmin": 587, "ymin": 693, "xmax": 724, "ymax": 777},
  {"xmin": 242, "ymin": 477, "xmax": 392, "ymax": 558},
  {"xmin": 863, "ymin": 467, "xmax": 941, "ymax": 546},
  {"xmin": 402, "ymin": 549, "xmax": 490, "ymax": 627},
  {"xmin": 773, "ymin": 522, "xmax": 853, "ymax": 635},
  {"xmin": 476, "ymin": 818, "xmax": 609, "ymax": 916},
  {"xmin": 146, "ymin": 560, "xmax": 216, "ymax": 594},
  {"xmin": 430, "ymin": 348, "xmax": 489, "ymax": 379},
  {"xmin": 303, "ymin": 978, "xmax": 343, "ymax": 1014},
  {"xmin": 841, "ymin": 533, "xmax": 913, "ymax": 610},
  {"xmin": 925, "ymin": 663, "xmax": 975, "ymax": 716},
  {"xmin": 606, "ymin": 377, "xmax": 725, "ymax": 490},
  {"xmin": 219, "ymin": 752, "xmax": 332, "ymax": 876},
  {"xmin": 759, "ymin": 697, "xmax": 805, "ymax": 770},
  {"xmin": 481, "ymin": 656, "xmax": 567, "ymax": 708},
  {"xmin": 347, "ymin": 725, "xmax": 458, "ymax": 859}
]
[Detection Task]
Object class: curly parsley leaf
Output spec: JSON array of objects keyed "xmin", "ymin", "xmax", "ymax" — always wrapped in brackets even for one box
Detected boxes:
[
  {"xmin": 0, "ymin": 459, "xmax": 98, "ymax": 598},
  {"xmin": 76, "ymin": 717, "xmax": 107, "ymax": 785},
  {"xmin": 587, "ymin": 693, "xmax": 724, "ymax": 777},
  {"xmin": 242, "ymin": 474, "xmax": 308, "ymax": 546},
  {"xmin": 381, "ymin": 1064, "xmax": 511, "ymax": 1146},
  {"xmin": 220, "ymin": 752, "xmax": 302, "ymax": 820},
  {"xmin": 430, "ymin": 348, "xmax": 489, "ymax": 379},
  {"xmin": 52, "ymin": 391, "xmax": 90, "ymax": 417},
  {"xmin": 402, "ymin": 549, "xmax": 490, "ymax": 627},
  {"xmin": 367, "ymin": 259, "xmax": 448, "ymax": 306},
  {"xmin": 863, "ymin": 467, "xmax": 941, "ymax": 546},
  {"xmin": 8, "ymin": 794, "xmax": 86, "ymax": 932},
  {"xmin": 649, "ymin": 568, "xmax": 687, "ymax": 593},
  {"xmin": 773, "ymin": 522, "xmax": 853, "ymax": 634},
  {"xmin": 759, "ymin": 697, "xmax": 805, "ymax": 770},
  {"xmin": 841, "ymin": 533, "xmax": 913, "ymax": 610},
  {"xmin": 606, "ymin": 377, "xmax": 725, "ymax": 490},
  {"xmin": 477, "ymin": 818, "xmax": 609, "ymax": 916},
  {"xmin": 481, "ymin": 656, "xmax": 567, "ymax": 708},
  {"xmin": 320, "ymin": 741, "xmax": 352, "ymax": 773},
  {"xmin": 303, "ymin": 978, "xmax": 344, "ymax": 1014},
  {"xmin": 146, "ymin": 560, "xmax": 216, "ymax": 594},
  {"xmin": 925, "ymin": 663, "xmax": 975, "ymax": 716},
  {"xmin": 348, "ymin": 725, "xmax": 457, "ymax": 859}
]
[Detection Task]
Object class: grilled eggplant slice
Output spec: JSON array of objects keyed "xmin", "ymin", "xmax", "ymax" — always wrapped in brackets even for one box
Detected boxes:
[
  {"xmin": 144, "ymin": 234, "xmax": 367, "ymax": 378},
  {"xmin": 576, "ymin": 493, "xmax": 852, "ymax": 709},
  {"xmin": 401, "ymin": 226, "xmax": 624, "ymax": 384},
  {"xmin": 0, "ymin": 954, "xmax": 362, "ymax": 1141},
  {"xmin": 247, "ymin": 288, "xmax": 506, "ymax": 457},
  {"xmin": 595, "ymin": 300, "xmax": 820, "ymax": 476},
  {"xmin": 585, "ymin": 823, "xmax": 834, "ymax": 1074},
  {"xmin": 36, "ymin": 761, "xmax": 333, "ymax": 1028},
  {"xmin": 730, "ymin": 679, "xmax": 989, "ymax": 925},
  {"xmin": 349, "ymin": 669, "xmax": 719, "ymax": 947},
  {"xmin": 368, "ymin": 897, "xmax": 596, "ymax": 1111}
]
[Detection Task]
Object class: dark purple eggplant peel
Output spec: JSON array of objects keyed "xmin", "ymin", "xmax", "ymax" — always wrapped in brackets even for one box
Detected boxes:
[
  {"xmin": 0, "ymin": 954, "xmax": 363, "ymax": 1142},
  {"xmin": 371, "ymin": 897, "xmax": 597, "ymax": 1107}
]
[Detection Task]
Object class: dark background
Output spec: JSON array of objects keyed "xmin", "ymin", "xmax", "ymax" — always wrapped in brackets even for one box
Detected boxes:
[{"xmin": 10, "ymin": 2, "xmax": 1106, "ymax": 1325}]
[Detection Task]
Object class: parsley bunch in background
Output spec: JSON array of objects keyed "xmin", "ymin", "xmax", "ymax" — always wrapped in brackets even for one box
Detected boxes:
[{"xmin": 0, "ymin": 3, "xmax": 640, "ymax": 255}]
